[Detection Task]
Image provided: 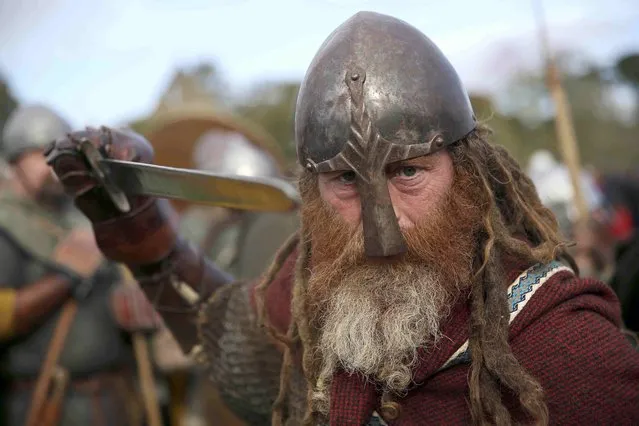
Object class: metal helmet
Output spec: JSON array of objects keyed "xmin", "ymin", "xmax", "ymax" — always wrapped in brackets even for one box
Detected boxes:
[
  {"xmin": 2, "ymin": 105, "xmax": 72, "ymax": 163},
  {"xmin": 295, "ymin": 11, "xmax": 476, "ymax": 257},
  {"xmin": 193, "ymin": 130, "xmax": 280, "ymax": 178}
]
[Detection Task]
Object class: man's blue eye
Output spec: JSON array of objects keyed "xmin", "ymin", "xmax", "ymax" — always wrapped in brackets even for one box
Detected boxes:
[
  {"xmin": 398, "ymin": 166, "xmax": 417, "ymax": 177},
  {"xmin": 339, "ymin": 171, "xmax": 356, "ymax": 183}
]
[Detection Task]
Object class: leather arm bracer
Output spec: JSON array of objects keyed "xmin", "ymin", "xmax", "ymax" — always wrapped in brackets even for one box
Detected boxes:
[{"xmin": 130, "ymin": 237, "xmax": 234, "ymax": 353}]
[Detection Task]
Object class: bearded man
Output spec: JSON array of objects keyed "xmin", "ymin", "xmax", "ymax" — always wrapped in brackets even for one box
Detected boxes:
[{"xmin": 45, "ymin": 12, "xmax": 639, "ymax": 426}]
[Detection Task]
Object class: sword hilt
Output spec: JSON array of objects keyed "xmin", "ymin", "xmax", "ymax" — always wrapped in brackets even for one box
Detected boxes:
[{"xmin": 78, "ymin": 139, "xmax": 132, "ymax": 213}]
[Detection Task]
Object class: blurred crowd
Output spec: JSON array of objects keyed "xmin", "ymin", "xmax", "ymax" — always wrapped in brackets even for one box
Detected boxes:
[
  {"xmin": 526, "ymin": 150, "xmax": 639, "ymax": 334},
  {"xmin": 0, "ymin": 101, "xmax": 299, "ymax": 426}
]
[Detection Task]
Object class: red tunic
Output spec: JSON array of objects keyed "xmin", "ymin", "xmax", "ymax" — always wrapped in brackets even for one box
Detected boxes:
[{"xmin": 253, "ymin": 250, "xmax": 639, "ymax": 425}]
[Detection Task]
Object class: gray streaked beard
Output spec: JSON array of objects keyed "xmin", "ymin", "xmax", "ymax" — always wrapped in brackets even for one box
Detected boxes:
[{"xmin": 309, "ymin": 261, "xmax": 457, "ymax": 413}]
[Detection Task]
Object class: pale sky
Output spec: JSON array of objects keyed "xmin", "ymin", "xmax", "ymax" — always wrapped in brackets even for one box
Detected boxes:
[{"xmin": 0, "ymin": 0, "xmax": 637, "ymax": 128}]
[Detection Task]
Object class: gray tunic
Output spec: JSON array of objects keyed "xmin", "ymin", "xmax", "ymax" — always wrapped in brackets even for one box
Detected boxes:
[{"xmin": 0, "ymin": 188, "xmax": 138, "ymax": 426}]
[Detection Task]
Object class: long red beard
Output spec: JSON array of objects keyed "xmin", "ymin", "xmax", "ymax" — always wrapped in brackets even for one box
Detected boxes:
[{"xmin": 299, "ymin": 171, "xmax": 482, "ymax": 396}]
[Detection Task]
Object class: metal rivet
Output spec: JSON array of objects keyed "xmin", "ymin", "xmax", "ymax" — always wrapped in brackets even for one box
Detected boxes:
[
  {"xmin": 305, "ymin": 160, "xmax": 315, "ymax": 172},
  {"xmin": 380, "ymin": 401, "xmax": 401, "ymax": 421},
  {"xmin": 351, "ymin": 73, "xmax": 360, "ymax": 81},
  {"xmin": 434, "ymin": 136, "xmax": 445, "ymax": 148}
]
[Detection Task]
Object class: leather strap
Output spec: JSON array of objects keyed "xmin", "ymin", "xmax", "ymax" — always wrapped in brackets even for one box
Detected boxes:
[
  {"xmin": 24, "ymin": 300, "xmax": 78, "ymax": 426},
  {"xmin": 119, "ymin": 265, "xmax": 163, "ymax": 426},
  {"xmin": 38, "ymin": 367, "xmax": 70, "ymax": 426}
]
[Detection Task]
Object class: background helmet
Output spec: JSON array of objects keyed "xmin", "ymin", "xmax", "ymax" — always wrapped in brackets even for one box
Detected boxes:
[
  {"xmin": 193, "ymin": 130, "xmax": 280, "ymax": 178},
  {"xmin": 2, "ymin": 105, "xmax": 72, "ymax": 163}
]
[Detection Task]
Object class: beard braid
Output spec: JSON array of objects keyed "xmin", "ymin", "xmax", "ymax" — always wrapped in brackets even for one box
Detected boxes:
[{"xmin": 299, "ymin": 170, "xmax": 483, "ymax": 413}]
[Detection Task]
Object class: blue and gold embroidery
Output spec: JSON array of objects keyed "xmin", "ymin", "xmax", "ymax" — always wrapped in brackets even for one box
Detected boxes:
[{"xmin": 438, "ymin": 261, "xmax": 572, "ymax": 372}]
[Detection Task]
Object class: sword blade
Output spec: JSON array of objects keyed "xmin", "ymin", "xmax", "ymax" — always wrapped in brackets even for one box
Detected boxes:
[{"xmin": 101, "ymin": 159, "xmax": 299, "ymax": 212}]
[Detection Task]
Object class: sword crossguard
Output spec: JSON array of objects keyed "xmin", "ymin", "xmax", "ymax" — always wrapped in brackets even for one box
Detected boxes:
[{"xmin": 78, "ymin": 139, "xmax": 132, "ymax": 213}]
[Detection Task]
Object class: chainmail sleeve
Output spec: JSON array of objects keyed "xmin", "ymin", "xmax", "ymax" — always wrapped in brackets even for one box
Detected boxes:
[{"xmin": 197, "ymin": 280, "xmax": 283, "ymax": 424}]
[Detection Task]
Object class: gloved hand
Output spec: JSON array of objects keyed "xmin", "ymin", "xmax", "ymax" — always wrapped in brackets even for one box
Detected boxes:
[
  {"xmin": 110, "ymin": 282, "xmax": 163, "ymax": 333},
  {"xmin": 45, "ymin": 127, "xmax": 178, "ymax": 266}
]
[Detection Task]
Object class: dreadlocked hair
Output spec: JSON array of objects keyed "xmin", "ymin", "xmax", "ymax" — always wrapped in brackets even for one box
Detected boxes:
[
  {"xmin": 254, "ymin": 194, "xmax": 318, "ymax": 426},
  {"xmin": 253, "ymin": 231, "xmax": 302, "ymax": 425},
  {"xmin": 255, "ymin": 123, "xmax": 571, "ymax": 425},
  {"xmin": 451, "ymin": 124, "xmax": 571, "ymax": 426}
]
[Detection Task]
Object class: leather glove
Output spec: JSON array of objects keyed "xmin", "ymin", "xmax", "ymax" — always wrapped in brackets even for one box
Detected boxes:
[{"xmin": 45, "ymin": 127, "xmax": 178, "ymax": 266}]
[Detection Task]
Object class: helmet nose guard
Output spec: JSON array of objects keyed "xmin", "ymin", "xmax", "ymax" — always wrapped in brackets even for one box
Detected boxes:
[{"xmin": 306, "ymin": 68, "xmax": 412, "ymax": 257}]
